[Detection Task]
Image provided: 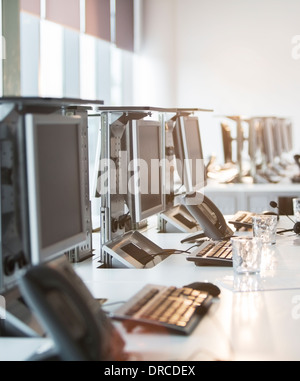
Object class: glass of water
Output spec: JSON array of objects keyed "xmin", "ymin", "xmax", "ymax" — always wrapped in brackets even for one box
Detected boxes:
[
  {"xmin": 252, "ymin": 215, "xmax": 278, "ymax": 245},
  {"xmin": 231, "ymin": 237, "xmax": 263, "ymax": 275}
]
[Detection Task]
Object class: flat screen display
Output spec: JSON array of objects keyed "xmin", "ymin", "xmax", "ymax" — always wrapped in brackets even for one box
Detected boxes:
[
  {"xmin": 26, "ymin": 114, "xmax": 86, "ymax": 265},
  {"xmin": 129, "ymin": 119, "xmax": 164, "ymax": 223},
  {"xmin": 173, "ymin": 116, "xmax": 206, "ymax": 193}
]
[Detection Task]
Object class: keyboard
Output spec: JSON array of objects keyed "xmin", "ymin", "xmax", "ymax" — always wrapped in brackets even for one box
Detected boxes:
[
  {"xmin": 111, "ymin": 284, "xmax": 214, "ymax": 335},
  {"xmin": 186, "ymin": 240, "xmax": 232, "ymax": 267},
  {"xmin": 228, "ymin": 211, "xmax": 256, "ymax": 230}
]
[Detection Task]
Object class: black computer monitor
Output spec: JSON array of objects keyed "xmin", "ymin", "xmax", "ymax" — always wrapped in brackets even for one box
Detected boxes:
[
  {"xmin": 173, "ymin": 116, "xmax": 206, "ymax": 193},
  {"xmin": 128, "ymin": 119, "xmax": 164, "ymax": 223},
  {"xmin": 25, "ymin": 113, "xmax": 87, "ymax": 265}
]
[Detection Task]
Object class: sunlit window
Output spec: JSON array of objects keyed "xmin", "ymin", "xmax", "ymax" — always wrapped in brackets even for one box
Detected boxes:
[
  {"xmin": 19, "ymin": 0, "xmax": 135, "ymax": 103},
  {"xmin": 80, "ymin": 33, "xmax": 97, "ymax": 100},
  {"xmin": 40, "ymin": 20, "xmax": 63, "ymax": 97}
]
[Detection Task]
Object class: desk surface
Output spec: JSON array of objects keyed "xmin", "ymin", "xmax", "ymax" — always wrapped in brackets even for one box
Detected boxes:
[
  {"xmin": 72, "ymin": 217, "xmax": 300, "ymax": 361},
  {"xmin": 1, "ymin": 217, "xmax": 300, "ymax": 361}
]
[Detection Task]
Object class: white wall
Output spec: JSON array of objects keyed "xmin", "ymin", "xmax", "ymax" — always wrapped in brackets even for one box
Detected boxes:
[
  {"xmin": 133, "ymin": 0, "xmax": 177, "ymax": 107},
  {"xmin": 138, "ymin": 0, "xmax": 300, "ymax": 162}
]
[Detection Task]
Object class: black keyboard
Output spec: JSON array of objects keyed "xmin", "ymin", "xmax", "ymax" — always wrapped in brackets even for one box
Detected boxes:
[
  {"xmin": 186, "ymin": 240, "xmax": 232, "ymax": 267},
  {"xmin": 111, "ymin": 284, "xmax": 214, "ymax": 335},
  {"xmin": 228, "ymin": 211, "xmax": 256, "ymax": 230}
]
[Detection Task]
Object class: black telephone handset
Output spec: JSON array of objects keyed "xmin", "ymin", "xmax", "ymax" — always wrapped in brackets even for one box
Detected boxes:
[
  {"xmin": 183, "ymin": 192, "xmax": 234, "ymax": 241},
  {"xmin": 19, "ymin": 256, "xmax": 127, "ymax": 361}
]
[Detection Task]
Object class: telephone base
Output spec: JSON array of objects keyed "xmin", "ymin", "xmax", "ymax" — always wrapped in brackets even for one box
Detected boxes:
[{"xmin": 181, "ymin": 231, "xmax": 206, "ymax": 244}]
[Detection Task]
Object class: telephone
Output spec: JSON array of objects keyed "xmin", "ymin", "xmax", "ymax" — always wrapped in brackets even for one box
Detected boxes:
[
  {"xmin": 18, "ymin": 256, "xmax": 127, "ymax": 361},
  {"xmin": 182, "ymin": 192, "xmax": 234, "ymax": 242}
]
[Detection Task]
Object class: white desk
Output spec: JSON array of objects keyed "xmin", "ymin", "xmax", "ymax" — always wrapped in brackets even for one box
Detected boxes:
[
  {"xmin": 0, "ymin": 339, "xmax": 52, "ymax": 361},
  {"xmin": 1, "ymin": 217, "xmax": 300, "ymax": 361},
  {"xmin": 72, "ymin": 217, "xmax": 300, "ymax": 361}
]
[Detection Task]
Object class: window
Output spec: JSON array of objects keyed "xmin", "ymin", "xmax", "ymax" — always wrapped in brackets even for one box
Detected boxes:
[
  {"xmin": 116, "ymin": 0, "xmax": 134, "ymax": 52},
  {"xmin": 18, "ymin": 0, "xmax": 135, "ymax": 103},
  {"xmin": 46, "ymin": 0, "xmax": 81, "ymax": 31},
  {"xmin": 85, "ymin": 0, "xmax": 111, "ymax": 41},
  {"xmin": 20, "ymin": 0, "xmax": 40, "ymax": 16}
]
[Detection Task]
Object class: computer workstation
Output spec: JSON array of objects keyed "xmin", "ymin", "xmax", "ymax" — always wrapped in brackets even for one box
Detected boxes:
[
  {"xmin": 101, "ymin": 114, "xmax": 169, "ymax": 269},
  {"xmin": 93, "ymin": 106, "xmax": 300, "ymax": 271},
  {"xmin": 95, "ymin": 107, "xmax": 169, "ymax": 269},
  {"xmin": 0, "ymin": 97, "xmax": 101, "ymax": 341},
  {"xmin": 210, "ymin": 115, "xmax": 296, "ymax": 186},
  {"xmin": 96, "ymin": 106, "xmax": 214, "ymax": 269},
  {"xmin": 0, "ymin": 101, "xmax": 227, "ymax": 360},
  {"xmin": 160, "ymin": 113, "xmax": 207, "ymax": 234},
  {"xmin": 1, "ymin": 99, "xmax": 300, "ymax": 361},
  {"xmin": 2, "ymin": 210, "xmax": 300, "ymax": 361},
  {"xmin": 68, "ymin": 211, "xmax": 300, "ymax": 362},
  {"xmin": 205, "ymin": 114, "xmax": 300, "ymax": 220}
]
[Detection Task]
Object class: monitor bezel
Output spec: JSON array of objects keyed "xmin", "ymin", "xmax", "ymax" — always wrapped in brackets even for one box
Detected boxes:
[{"xmin": 25, "ymin": 113, "xmax": 87, "ymax": 266}]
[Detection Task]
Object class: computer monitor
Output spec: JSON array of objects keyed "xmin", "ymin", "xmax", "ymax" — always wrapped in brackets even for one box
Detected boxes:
[
  {"xmin": 128, "ymin": 119, "xmax": 164, "ymax": 223},
  {"xmin": 248, "ymin": 118, "xmax": 263, "ymax": 160},
  {"xmin": 221, "ymin": 122, "xmax": 233, "ymax": 164},
  {"xmin": 286, "ymin": 121, "xmax": 293, "ymax": 152},
  {"xmin": 25, "ymin": 113, "xmax": 87, "ymax": 265},
  {"xmin": 247, "ymin": 118, "xmax": 265, "ymax": 181},
  {"xmin": 280, "ymin": 119, "xmax": 293, "ymax": 153},
  {"xmin": 272, "ymin": 118, "xmax": 284, "ymax": 159},
  {"xmin": 173, "ymin": 116, "xmax": 206, "ymax": 193},
  {"xmin": 261, "ymin": 117, "xmax": 276, "ymax": 165}
]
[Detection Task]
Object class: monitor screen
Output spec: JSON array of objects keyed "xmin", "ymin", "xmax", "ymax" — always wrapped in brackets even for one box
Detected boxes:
[
  {"xmin": 173, "ymin": 116, "xmax": 206, "ymax": 193},
  {"xmin": 25, "ymin": 114, "xmax": 87, "ymax": 265},
  {"xmin": 128, "ymin": 119, "xmax": 164, "ymax": 223}
]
